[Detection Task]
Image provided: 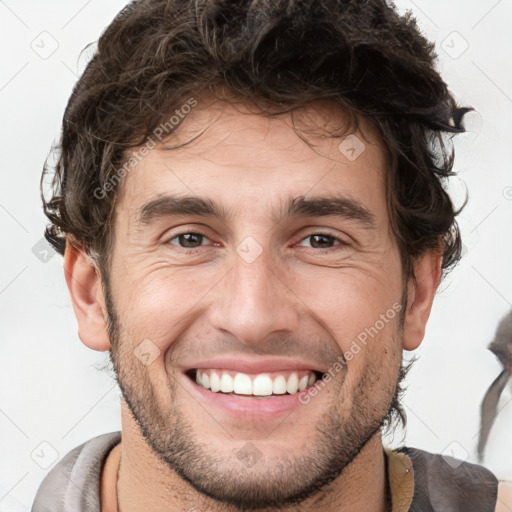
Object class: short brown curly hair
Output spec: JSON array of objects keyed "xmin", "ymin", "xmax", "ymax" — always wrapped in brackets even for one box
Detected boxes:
[{"xmin": 42, "ymin": 0, "xmax": 470, "ymax": 284}]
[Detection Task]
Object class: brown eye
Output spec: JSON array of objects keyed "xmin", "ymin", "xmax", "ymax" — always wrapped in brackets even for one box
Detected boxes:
[
  {"xmin": 297, "ymin": 233, "xmax": 348, "ymax": 250},
  {"xmin": 308, "ymin": 234, "xmax": 336, "ymax": 249},
  {"xmin": 169, "ymin": 232, "xmax": 208, "ymax": 249}
]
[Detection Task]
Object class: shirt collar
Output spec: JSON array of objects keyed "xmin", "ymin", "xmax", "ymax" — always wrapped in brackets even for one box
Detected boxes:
[{"xmin": 384, "ymin": 447, "xmax": 415, "ymax": 512}]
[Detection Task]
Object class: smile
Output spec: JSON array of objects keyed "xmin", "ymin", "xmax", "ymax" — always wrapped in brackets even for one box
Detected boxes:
[{"xmin": 190, "ymin": 369, "xmax": 323, "ymax": 397}]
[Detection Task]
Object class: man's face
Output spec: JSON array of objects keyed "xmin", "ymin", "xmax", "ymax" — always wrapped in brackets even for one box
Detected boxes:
[{"xmin": 105, "ymin": 99, "xmax": 405, "ymax": 509}]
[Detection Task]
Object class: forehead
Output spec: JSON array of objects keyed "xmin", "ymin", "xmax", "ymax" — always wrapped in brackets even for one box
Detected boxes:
[{"xmin": 115, "ymin": 99, "xmax": 389, "ymax": 225}]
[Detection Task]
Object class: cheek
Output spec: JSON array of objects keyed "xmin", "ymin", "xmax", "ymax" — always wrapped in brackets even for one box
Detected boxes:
[
  {"xmin": 300, "ymin": 269, "xmax": 404, "ymax": 400},
  {"xmin": 337, "ymin": 316, "xmax": 401, "ymax": 394},
  {"xmin": 335, "ymin": 321, "xmax": 403, "ymax": 416},
  {"xmin": 302, "ymin": 269, "xmax": 403, "ymax": 355},
  {"xmin": 113, "ymin": 264, "xmax": 217, "ymax": 352}
]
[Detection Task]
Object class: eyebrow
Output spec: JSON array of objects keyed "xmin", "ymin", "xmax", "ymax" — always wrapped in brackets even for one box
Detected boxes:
[{"xmin": 136, "ymin": 194, "xmax": 377, "ymax": 230}]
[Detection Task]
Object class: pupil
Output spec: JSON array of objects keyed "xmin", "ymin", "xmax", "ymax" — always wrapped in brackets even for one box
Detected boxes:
[{"xmin": 180, "ymin": 233, "xmax": 202, "ymax": 248}]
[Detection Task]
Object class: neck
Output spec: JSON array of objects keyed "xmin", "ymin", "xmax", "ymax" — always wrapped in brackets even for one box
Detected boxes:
[{"xmin": 105, "ymin": 401, "xmax": 389, "ymax": 512}]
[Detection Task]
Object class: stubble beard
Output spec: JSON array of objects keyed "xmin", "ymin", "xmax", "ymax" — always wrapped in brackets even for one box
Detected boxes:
[{"xmin": 104, "ymin": 284, "xmax": 403, "ymax": 511}]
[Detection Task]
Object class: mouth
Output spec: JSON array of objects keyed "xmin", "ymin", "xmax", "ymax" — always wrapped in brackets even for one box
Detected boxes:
[
  {"xmin": 181, "ymin": 357, "xmax": 331, "ymax": 418},
  {"xmin": 185, "ymin": 368, "xmax": 325, "ymax": 398}
]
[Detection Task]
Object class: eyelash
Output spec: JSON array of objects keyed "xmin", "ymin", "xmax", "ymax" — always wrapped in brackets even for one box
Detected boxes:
[{"xmin": 165, "ymin": 230, "xmax": 350, "ymax": 253}]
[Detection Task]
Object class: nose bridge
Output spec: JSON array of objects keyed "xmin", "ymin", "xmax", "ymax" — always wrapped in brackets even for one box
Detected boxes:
[{"xmin": 209, "ymin": 243, "xmax": 299, "ymax": 345}]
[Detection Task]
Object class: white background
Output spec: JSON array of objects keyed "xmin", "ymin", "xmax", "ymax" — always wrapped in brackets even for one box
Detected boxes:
[{"xmin": 1, "ymin": 1, "xmax": 511, "ymax": 509}]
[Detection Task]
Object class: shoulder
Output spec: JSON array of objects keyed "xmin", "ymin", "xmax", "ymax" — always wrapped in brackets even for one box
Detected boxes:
[
  {"xmin": 394, "ymin": 446, "xmax": 499, "ymax": 512},
  {"xmin": 31, "ymin": 431, "xmax": 121, "ymax": 512}
]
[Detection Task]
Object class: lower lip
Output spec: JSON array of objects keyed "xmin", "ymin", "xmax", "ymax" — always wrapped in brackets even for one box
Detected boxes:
[{"xmin": 183, "ymin": 374, "xmax": 308, "ymax": 418}]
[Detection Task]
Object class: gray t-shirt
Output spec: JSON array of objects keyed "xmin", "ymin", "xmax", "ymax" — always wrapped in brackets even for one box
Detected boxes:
[
  {"xmin": 31, "ymin": 431, "xmax": 500, "ymax": 511},
  {"xmin": 31, "ymin": 431, "xmax": 121, "ymax": 512}
]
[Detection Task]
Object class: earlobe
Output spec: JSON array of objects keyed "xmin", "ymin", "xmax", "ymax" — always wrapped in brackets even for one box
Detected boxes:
[
  {"xmin": 402, "ymin": 248, "xmax": 443, "ymax": 351},
  {"xmin": 64, "ymin": 242, "xmax": 111, "ymax": 351}
]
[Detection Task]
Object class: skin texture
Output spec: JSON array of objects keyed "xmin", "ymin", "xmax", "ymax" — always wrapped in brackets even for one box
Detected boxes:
[{"xmin": 65, "ymin": 98, "xmax": 442, "ymax": 512}]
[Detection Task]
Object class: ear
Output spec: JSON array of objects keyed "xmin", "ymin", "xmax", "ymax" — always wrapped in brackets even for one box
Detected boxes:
[
  {"xmin": 64, "ymin": 242, "xmax": 111, "ymax": 351},
  {"xmin": 402, "ymin": 247, "xmax": 443, "ymax": 351}
]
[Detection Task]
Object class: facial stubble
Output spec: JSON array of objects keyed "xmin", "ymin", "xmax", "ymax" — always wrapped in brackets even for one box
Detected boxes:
[{"xmin": 104, "ymin": 280, "xmax": 404, "ymax": 511}]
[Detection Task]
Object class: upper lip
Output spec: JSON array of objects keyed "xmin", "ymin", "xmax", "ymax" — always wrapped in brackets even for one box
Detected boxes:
[{"xmin": 183, "ymin": 357, "xmax": 327, "ymax": 375}]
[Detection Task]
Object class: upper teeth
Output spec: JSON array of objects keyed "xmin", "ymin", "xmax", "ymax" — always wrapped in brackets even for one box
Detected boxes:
[{"xmin": 195, "ymin": 369, "xmax": 317, "ymax": 396}]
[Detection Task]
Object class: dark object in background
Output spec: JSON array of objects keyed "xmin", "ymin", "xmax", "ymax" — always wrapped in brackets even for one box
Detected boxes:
[{"xmin": 478, "ymin": 309, "xmax": 512, "ymax": 463}]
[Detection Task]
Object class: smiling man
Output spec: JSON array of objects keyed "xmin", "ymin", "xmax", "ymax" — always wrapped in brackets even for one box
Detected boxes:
[{"xmin": 31, "ymin": 0, "xmax": 510, "ymax": 511}]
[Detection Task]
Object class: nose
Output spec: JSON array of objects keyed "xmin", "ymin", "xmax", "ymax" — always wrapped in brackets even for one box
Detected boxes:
[{"xmin": 208, "ymin": 244, "xmax": 300, "ymax": 346}]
